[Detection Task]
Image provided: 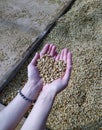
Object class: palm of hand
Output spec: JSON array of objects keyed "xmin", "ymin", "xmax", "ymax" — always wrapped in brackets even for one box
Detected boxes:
[
  {"xmin": 28, "ymin": 64, "xmax": 41, "ymax": 84},
  {"xmin": 27, "ymin": 44, "xmax": 55, "ymax": 85},
  {"xmin": 43, "ymin": 48, "xmax": 72, "ymax": 95},
  {"xmin": 47, "ymin": 78, "xmax": 68, "ymax": 94}
]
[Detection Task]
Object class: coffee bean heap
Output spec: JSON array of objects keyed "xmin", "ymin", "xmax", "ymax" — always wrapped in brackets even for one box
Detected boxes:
[{"xmin": 37, "ymin": 54, "xmax": 66, "ymax": 85}]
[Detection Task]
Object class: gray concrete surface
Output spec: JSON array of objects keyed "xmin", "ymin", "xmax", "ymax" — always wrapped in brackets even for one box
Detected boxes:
[{"xmin": 0, "ymin": 0, "xmax": 70, "ymax": 81}]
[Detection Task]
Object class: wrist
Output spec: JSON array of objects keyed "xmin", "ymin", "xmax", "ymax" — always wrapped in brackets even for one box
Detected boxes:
[
  {"xmin": 21, "ymin": 81, "xmax": 40, "ymax": 100},
  {"xmin": 18, "ymin": 89, "xmax": 35, "ymax": 104},
  {"xmin": 41, "ymin": 85, "xmax": 56, "ymax": 99},
  {"xmin": 37, "ymin": 90, "xmax": 55, "ymax": 106}
]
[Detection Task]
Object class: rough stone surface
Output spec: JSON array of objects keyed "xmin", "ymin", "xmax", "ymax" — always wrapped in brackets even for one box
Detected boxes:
[
  {"xmin": 0, "ymin": 0, "xmax": 102, "ymax": 130},
  {"xmin": 0, "ymin": 0, "xmax": 69, "ymax": 81}
]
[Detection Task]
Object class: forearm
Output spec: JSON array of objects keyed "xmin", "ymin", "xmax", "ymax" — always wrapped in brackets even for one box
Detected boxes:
[
  {"xmin": 21, "ymin": 89, "xmax": 56, "ymax": 130},
  {"xmin": 0, "ymin": 81, "xmax": 38, "ymax": 130}
]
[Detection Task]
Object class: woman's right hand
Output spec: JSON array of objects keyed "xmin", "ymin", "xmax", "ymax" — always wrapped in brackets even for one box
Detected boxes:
[{"xmin": 42, "ymin": 48, "xmax": 72, "ymax": 96}]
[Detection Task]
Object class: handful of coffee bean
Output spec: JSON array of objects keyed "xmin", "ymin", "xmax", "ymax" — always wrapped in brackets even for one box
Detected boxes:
[{"xmin": 37, "ymin": 54, "xmax": 66, "ymax": 85}]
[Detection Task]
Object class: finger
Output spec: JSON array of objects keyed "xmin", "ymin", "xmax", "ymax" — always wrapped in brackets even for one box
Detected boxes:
[
  {"xmin": 55, "ymin": 54, "xmax": 60, "ymax": 61},
  {"xmin": 47, "ymin": 44, "xmax": 53, "ymax": 55},
  {"xmin": 31, "ymin": 52, "xmax": 40, "ymax": 65},
  {"xmin": 63, "ymin": 48, "xmax": 68, "ymax": 62},
  {"xmin": 60, "ymin": 49, "xmax": 64, "ymax": 60},
  {"xmin": 50, "ymin": 45, "xmax": 56, "ymax": 57},
  {"xmin": 54, "ymin": 51, "xmax": 58, "ymax": 59},
  {"xmin": 63, "ymin": 51, "xmax": 72, "ymax": 82},
  {"xmin": 40, "ymin": 43, "xmax": 50, "ymax": 57}
]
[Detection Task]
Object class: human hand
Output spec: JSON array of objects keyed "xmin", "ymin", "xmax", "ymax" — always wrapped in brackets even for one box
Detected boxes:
[
  {"xmin": 23, "ymin": 44, "xmax": 57, "ymax": 91},
  {"xmin": 22, "ymin": 44, "xmax": 57, "ymax": 100},
  {"xmin": 27, "ymin": 43, "xmax": 57, "ymax": 85},
  {"xmin": 42, "ymin": 48, "xmax": 72, "ymax": 96}
]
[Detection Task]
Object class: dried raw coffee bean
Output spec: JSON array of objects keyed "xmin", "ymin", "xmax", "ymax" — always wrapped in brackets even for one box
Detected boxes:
[{"xmin": 37, "ymin": 54, "xmax": 66, "ymax": 85}]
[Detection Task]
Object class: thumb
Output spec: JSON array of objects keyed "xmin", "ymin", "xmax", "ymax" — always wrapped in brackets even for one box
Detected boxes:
[
  {"xmin": 31, "ymin": 52, "xmax": 40, "ymax": 66},
  {"xmin": 63, "ymin": 52, "xmax": 72, "ymax": 83}
]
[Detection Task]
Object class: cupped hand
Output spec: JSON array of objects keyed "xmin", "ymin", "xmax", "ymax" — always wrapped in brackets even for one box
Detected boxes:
[
  {"xmin": 42, "ymin": 48, "xmax": 72, "ymax": 95},
  {"xmin": 27, "ymin": 43, "xmax": 57, "ymax": 88},
  {"xmin": 22, "ymin": 44, "xmax": 57, "ymax": 100}
]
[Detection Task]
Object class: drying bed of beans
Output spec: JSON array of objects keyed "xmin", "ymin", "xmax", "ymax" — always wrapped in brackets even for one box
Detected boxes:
[{"xmin": 0, "ymin": 0, "xmax": 102, "ymax": 130}]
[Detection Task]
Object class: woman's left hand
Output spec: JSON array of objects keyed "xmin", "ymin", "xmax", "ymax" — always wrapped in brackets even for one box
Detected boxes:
[{"xmin": 22, "ymin": 44, "xmax": 57, "ymax": 100}]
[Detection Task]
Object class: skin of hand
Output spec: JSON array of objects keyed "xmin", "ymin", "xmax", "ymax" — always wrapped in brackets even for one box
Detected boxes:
[
  {"xmin": 42, "ymin": 48, "xmax": 72, "ymax": 95},
  {"xmin": 0, "ymin": 44, "xmax": 57, "ymax": 130},
  {"xmin": 21, "ymin": 47, "xmax": 72, "ymax": 130},
  {"xmin": 22, "ymin": 43, "xmax": 57, "ymax": 100},
  {"xmin": 27, "ymin": 43, "xmax": 57, "ymax": 85}
]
